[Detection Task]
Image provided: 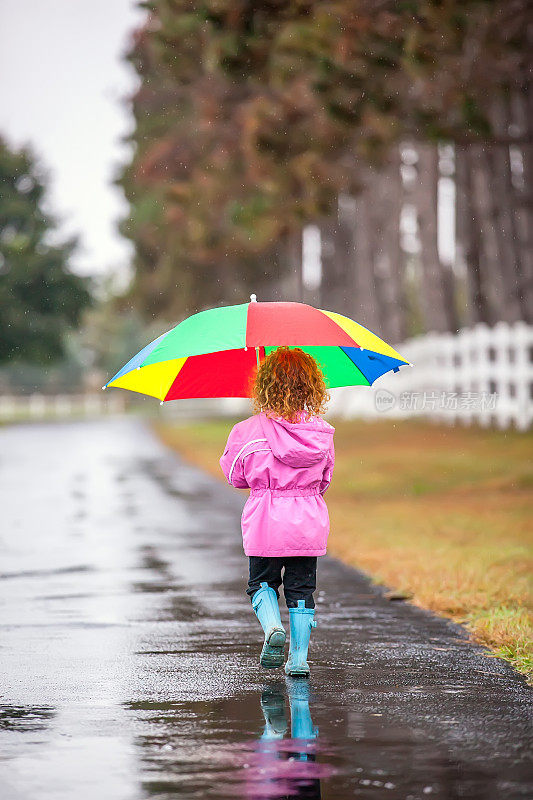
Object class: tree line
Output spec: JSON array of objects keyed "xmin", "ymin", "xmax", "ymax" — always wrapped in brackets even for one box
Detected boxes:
[{"xmin": 120, "ymin": 0, "xmax": 531, "ymax": 340}]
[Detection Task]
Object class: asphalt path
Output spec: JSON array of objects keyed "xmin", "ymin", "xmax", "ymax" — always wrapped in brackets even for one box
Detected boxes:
[{"xmin": 0, "ymin": 418, "xmax": 531, "ymax": 800}]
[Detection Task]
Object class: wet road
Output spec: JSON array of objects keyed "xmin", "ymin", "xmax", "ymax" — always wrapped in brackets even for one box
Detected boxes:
[{"xmin": 0, "ymin": 418, "xmax": 531, "ymax": 800}]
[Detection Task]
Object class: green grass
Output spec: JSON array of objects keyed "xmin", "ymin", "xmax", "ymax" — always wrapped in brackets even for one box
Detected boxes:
[{"xmin": 154, "ymin": 417, "xmax": 533, "ymax": 681}]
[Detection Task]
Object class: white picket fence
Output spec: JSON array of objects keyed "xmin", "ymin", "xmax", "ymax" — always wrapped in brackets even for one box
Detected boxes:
[
  {"xmin": 329, "ymin": 321, "xmax": 533, "ymax": 430},
  {"xmin": 2, "ymin": 323, "xmax": 530, "ymax": 430},
  {"xmin": 0, "ymin": 392, "xmax": 126, "ymax": 423}
]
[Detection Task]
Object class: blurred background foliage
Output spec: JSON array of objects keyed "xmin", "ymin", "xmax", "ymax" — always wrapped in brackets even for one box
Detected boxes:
[
  {"xmin": 1, "ymin": 0, "xmax": 531, "ymax": 392},
  {"xmin": 119, "ymin": 0, "xmax": 531, "ymax": 336},
  {"xmin": 0, "ymin": 137, "xmax": 163, "ymax": 393},
  {"xmin": 0, "ymin": 138, "xmax": 91, "ymax": 364}
]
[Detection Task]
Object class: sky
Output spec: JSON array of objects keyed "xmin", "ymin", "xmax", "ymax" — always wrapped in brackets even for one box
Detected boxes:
[{"xmin": 0, "ymin": 0, "xmax": 146, "ymax": 277}]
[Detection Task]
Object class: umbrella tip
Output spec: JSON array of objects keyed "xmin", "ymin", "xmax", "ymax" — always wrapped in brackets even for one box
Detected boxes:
[
  {"xmin": 250, "ymin": 293, "xmax": 257, "ymax": 302},
  {"xmin": 102, "ymin": 385, "xmax": 106, "ymax": 391},
  {"xmin": 160, "ymin": 401, "xmax": 164, "ymax": 406}
]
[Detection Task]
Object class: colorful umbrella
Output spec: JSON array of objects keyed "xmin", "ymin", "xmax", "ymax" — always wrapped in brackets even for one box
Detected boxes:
[{"xmin": 103, "ymin": 296, "xmax": 411, "ymax": 402}]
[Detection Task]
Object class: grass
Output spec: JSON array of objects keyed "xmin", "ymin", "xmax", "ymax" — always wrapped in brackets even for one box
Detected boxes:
[{"xmin": 154, "ymin": 416, "xmax": 533, "ymax": 680}]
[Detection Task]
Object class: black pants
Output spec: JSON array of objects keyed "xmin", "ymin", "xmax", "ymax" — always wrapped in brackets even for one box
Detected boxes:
[{"xmin": 247, "ymin": 556, "xmax": 317, "ymax": 609}]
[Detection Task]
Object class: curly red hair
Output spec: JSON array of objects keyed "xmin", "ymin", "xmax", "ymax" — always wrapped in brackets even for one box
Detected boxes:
[{"xmin": 252, "ymin": 347, "xmax": 329, "ymax": 422}]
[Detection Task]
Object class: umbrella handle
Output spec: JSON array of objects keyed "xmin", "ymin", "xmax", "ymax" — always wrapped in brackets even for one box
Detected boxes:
[{"xmin": 250, "ymin": 295, "xmax": 260, "ymax": 369}]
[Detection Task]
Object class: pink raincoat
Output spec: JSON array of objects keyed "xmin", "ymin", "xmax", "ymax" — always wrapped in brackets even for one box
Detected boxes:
[{"xmin": 220, "ymin": 412, "xmax": 335, "ymax": 557}]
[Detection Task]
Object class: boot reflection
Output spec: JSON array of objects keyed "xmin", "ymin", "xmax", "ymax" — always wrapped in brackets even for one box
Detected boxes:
[
  {"xmin": 245, "ymin": 682, "xmax": 321, "ymax": 799},
  {"xmin": 260, "ymin": 687, "xmax": 288, "ymax": 740},
  {"xmin": 287, "ymin": 678, "xmax": 318, "ymax": 759}
]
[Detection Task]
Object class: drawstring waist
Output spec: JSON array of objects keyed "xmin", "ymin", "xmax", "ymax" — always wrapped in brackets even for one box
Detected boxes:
[{"xmin": 250, "ymin": 487, "xmax": 321, "ymax": 498}]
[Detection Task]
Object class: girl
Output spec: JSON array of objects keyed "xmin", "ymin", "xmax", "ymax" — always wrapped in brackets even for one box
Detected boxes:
[{"xmin": 220, "ymin": 346, "xmax": 335, "ymax": 676}]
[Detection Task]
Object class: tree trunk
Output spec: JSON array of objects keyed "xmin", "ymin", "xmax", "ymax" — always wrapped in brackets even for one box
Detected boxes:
[
  {"xmin": 468, "ymin": 143, "xmax": 510, "ymax": 323},
  {"xmin": 488, "ymin": 98, "xmax": 524, "ymax": 320},
  {"xmin": 333, "ymin": 197, "xmax": 357, "ymax": 318},
  {"xmin": 415, "ymin": 144, "xmax": 457, "ymax": 332},
  {"xmin": 370, "ymin": 151, "xmax": 407, "ymax": 342},
  {"xmin": 456, "ymin": 145, "xmax": 494, "ymax": 325},
  {"xmin": 454, "ymin": 144, "xmax": 470, "ymax": 327},
  {"xmin": 316, "ymin": 195, "xmax": 360, "ymax": 318},
  {"xmin": 510, "ymin": 83, "xmax": 533, "ymax": 322},
  {"xmin": 318, "ymin": 212, "xmax": 347, "ymax": 314},
  {"xmin": 279, "ymin": 229, "xmax": 303, "ymax": 301},
  {"xmin": 350, "ymin": 186, "xmax": 382, "ymax": 333}
]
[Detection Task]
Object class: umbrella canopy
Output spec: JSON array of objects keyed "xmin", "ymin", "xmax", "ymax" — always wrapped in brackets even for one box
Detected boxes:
[{"xmin": 103, "ymin": 299, "xmax": 411, "ymax": 401}]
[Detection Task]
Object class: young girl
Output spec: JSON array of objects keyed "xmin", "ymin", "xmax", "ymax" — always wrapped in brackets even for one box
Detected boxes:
[{"xmin": 220, "ymin": 346, "xmax": 335, "ymax": 676}]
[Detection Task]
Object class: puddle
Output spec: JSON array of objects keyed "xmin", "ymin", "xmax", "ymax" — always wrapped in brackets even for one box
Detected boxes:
[{"xmin": 122, "ymin": 681, "xmax": 500, "ymax": 800}]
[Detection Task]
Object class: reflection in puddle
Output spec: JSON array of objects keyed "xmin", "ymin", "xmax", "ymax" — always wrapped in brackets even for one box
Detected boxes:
[
  {"xmin": 238, "ymin": 680, "xmax": 331, "ymax": 799},
  {"xmin": 0, "ymin": 704, "xmax": 55, "ymax": 733},
  {"xmin": 126, "ymin": 679, "xmax": 503, "ymax": 800},
  {"xmin": 125, "ymin": 682, "xmax": 334, "ymax": 799}
]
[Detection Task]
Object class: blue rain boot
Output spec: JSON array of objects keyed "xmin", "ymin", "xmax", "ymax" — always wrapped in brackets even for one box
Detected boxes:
[
  {"xmin": 260, "ymin": 688, "xmax": 288, "ymax": 740},
  {"xmin": 287, "ymin": 678, "xmax": 318, "ymax": 744},
  {"xmin": 284, "ymin": 600, "xmax": 316, "ymax": 677},
  {"xmin": 252, "ymin": 582, "xmax": 286, "ymax": 669}
]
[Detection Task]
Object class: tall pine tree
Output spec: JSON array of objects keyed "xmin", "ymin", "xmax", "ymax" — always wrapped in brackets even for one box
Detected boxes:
[{"xmin": 0, "ymin": 138, "xmax": 91, "ymax": 364}]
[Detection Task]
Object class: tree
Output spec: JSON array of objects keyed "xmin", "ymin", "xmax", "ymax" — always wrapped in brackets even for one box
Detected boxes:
[
  {"xmin": 0, "ymin": 138, "xmax": 92, "ymax": 364},
  {"xmin": 121, "ymin": 1, "xmax": 531, "ymax": 329}
]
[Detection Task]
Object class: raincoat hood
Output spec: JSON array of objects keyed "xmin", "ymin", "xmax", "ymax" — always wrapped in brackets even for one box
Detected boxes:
[{"xmin": 259, "ymin": 412, "xmax": 334, "ymax": 468}]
